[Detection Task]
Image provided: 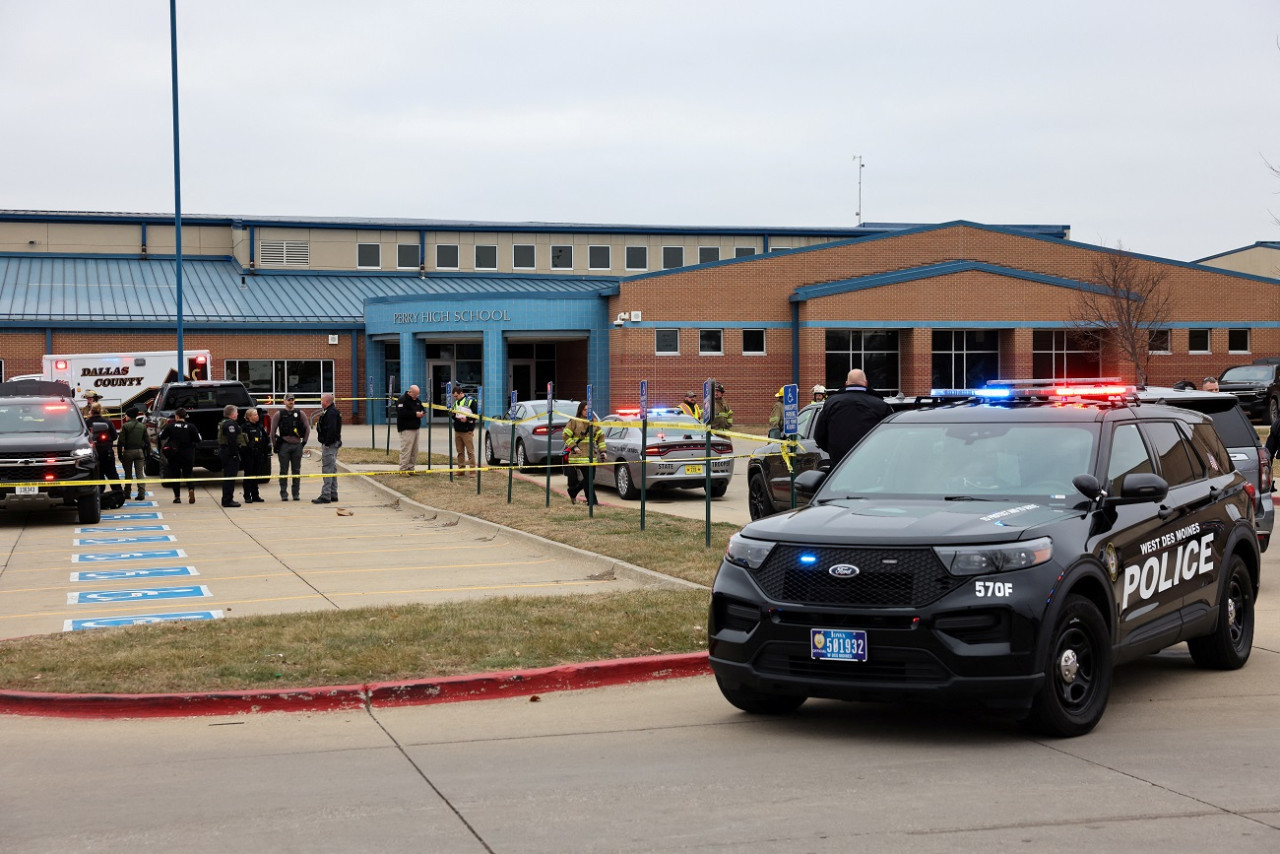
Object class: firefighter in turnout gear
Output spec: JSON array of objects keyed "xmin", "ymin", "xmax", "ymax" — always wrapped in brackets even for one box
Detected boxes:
[
  {"xmin": 563, "ymin": 400, "xmax": 606, "ymax": 505},
  {"xmin": 709, "ymin": 382, "xmax": 734, "ymax": 434}
]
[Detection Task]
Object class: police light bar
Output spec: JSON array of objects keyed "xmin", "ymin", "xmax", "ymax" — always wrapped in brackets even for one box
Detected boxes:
[
  {"xmin": 43, "ymin": 404, "xmax": 70, "ymax": 412},
  {"xmin": 930, "ymin": 388, "xmax": 1012, "ymax": 399},
  {"xmin": 1052, "ymin": 385, "xmax": 1132, "ymax": 397},
  {"xmin": 616, "ymin": 407, "xmax": 641, "ymax": 418}
]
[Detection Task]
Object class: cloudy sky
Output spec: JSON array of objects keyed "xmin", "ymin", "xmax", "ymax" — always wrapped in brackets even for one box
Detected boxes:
[{"xmin": 2, "ymin": 1, "xmax": 1277, "ymax": 261}]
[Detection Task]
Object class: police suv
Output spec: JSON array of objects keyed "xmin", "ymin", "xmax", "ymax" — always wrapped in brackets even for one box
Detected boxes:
[{"xmin": 708, "ymin": 384, "xmax": 1261, "ymax": 737}]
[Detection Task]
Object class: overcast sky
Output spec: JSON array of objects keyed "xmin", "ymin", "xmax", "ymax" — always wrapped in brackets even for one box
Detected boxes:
[{"xmin": 2, "ymin": 1, "xmax": 1278, "ymax": 262}]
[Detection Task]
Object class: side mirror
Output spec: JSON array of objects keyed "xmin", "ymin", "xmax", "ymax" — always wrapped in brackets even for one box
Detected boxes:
[
  {"xmin": 1072, "ymin": 474, "xmax": 1103, "ymax": 501},
  {"xmin": 1116, "ymin": 473, "xmax": 1169, "ymax": 504},
  {"xmin": 794, "ymin": 468, "xmax": 827, "ymax": 499}
]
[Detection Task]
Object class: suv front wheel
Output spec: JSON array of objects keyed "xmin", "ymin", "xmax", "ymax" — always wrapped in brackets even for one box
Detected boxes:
[
  {"xmin": 77, "ymin": 491, "xmax": 101, "ymax": 525},
  {"xmin": 715, "ymin": 676, "xmax": 806, "ymax": 715},
  {"xmin": 1024, "ymin": 595, "xmax": 1112, "ymax": 737}
]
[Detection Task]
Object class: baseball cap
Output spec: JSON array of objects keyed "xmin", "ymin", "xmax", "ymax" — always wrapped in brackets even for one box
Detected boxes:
[
  {"xmin": 685, "ymin": 390, "xmax": 697, "ymax": 398},
  {"xmin": 284, "ymin": 394, "xmax": 296, "ymax": 401}
]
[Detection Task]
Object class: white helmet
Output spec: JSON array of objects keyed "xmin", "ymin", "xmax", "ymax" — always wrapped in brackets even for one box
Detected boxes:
[{"xmin": 812, "ymin": 385, "xmax": 826, "ymax": 394}]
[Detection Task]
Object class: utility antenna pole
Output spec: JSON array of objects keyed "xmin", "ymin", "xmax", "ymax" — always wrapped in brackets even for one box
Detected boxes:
[{"xmin": 852, "ymin": 155, "xmax": 865, "ymax": 225}]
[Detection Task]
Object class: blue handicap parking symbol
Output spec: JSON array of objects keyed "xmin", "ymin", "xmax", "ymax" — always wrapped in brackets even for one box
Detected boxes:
[
  {"xmin": 124, "ymin": 500, "xmax": 159, "ymax": 508},
  {"xmin": 67, "ymin": 584, "xmax": 211, "ymax": 605},
  {"xmin": 71, "ymin": 565, "xmax": 198, "ymax": 582},
  {"xmin": 75, "ymin": 524, "xmax": 170, "ymax": 534},
  {"xmin": 64, "ymin": 610, "xmax": 223, "ymax": 632},
  {"xmin": 100, "ymin": 512, "xmax": 163, "ymax": 521},
  {"xmin": 73, "ymin": 534, "xmax": 178, "ymax": 547},
  {"xmin": 71, "ymin": 549, "xmax": 187, "ymax": 564}
]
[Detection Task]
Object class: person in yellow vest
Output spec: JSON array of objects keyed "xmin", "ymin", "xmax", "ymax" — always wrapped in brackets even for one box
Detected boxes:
[
  {"xmin": 767, "ymin": 387, "xmax": 785, "ymax": 438},
  {"xmin": 563, "ymin": 400, "xmax": 606, "ymax": 505},
  {"xmin": 451, "ymin": 386, "xmax": 478, "ymax": 476},
  {"xmin": 679, "ymin": 390, "xmax": 703, "ymax": 421}
]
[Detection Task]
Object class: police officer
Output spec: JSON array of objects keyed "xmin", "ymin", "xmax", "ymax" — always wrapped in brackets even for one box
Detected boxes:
[
  {"xmin": 117, "ymin": 405, "xmax": 151, "ymax": 500},
  {"xmin": 451, "ymin": 386, "xmax": 478, "ymax": 475},
  {"xmin": 159, "ymin": 407, "xmax": 200, "ymax": 504},
  {"xmin": 217, "ymin": 404, "xmax": 244, "ymax": 508},
  {"xmin": 273, "ymin": 394, "xmax": 309, "ymax": 500},
  {"xmin": 312, "ymin": 392, "xmax": 342, "ymax": 504},
  {"xmin": 240, "ymin": 407, "xmax": 271, "ymax": 503},
  {"xmin": 86, "ymin": 402, "xmax": 125, "ymax": 506}
]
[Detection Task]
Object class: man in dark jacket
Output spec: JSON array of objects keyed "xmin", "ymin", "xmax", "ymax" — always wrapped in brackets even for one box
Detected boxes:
[
  {"xmin": 217, "ymin": 404, "xmax": 244, "ymax": 508},
  {"xmin": 313, "ymin": 393, "xmax": 343, "ymax": 504},
  {"xmin": 813, "ymin": 368, "xmax": 892, "ymax": 466},
  {"xmin": 395, "ymin": 384, "xmax": 426, "ymax": 471},
  {"xmin": 86, "ymin": 403, "xmax": 126, "ymax": 505}
]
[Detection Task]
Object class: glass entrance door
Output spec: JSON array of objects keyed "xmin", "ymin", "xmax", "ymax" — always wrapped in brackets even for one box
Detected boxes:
[
  {"xmin": 427, "ymin": 360, "xmax": 452, "ymax": 421},
  {"xmin": 509, "ymin": 359, "xmax": 535, "ymax": 401}
]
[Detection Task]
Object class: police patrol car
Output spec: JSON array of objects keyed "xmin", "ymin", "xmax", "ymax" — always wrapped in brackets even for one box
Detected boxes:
[{"xmin": 708, "ymin": 383, "xmax": 1261, "ymax": 737}]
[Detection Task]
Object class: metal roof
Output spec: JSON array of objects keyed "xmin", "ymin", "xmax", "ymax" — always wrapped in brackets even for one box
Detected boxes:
[
  {"xmin": 0, "ymin": 209, "xmax": 1070, "ymax": 239},
  {"xmin": 0, "ymin": 256, "xmax": 618, "ymax": 324}
]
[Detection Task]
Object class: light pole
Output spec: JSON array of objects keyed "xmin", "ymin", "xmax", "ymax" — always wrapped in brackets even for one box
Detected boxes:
[
  {"xmin": 169, "ymin": 0, "xmax": 184, "ymax": 375},
  {"xmin": 852, "ymin": 155, "xmax": 865, "ymax": 225}
]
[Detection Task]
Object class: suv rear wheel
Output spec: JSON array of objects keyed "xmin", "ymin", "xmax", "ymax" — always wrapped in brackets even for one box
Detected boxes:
[
  {"xmin": 1269, "ymin": 395, "xmax": 1279, "ymax": 424},
  {"xmin": 748, "ymin": 472, "xmax": 774, "ymax": 520},
  {"xmin": 1187, "ymin": 554, "xmax": 1253, "ymax": 670},
  {"xmin": 614, "ymin": 461, "xmax": 638, "ymax": 500},
  {"xmin": 1024, "ymin": 595, "xmax": 1111, "ymax": 737},
  {"xmin": 77, "ymin": 491, "xmax": 101, "ymax": 525}
]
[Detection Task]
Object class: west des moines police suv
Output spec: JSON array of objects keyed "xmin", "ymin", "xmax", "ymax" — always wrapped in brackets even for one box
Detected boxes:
[{"xmin": 709, "ymin": 383, "xmax": 1261, "ymax": 737}]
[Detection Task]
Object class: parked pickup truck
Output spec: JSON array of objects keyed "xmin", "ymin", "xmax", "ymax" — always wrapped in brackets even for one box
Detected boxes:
[{"xmin": 144, "ymin": 380, "xmax": 258, "ymax": 473}]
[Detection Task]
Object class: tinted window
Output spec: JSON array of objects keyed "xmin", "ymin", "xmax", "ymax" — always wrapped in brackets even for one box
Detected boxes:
[
  {"xmin": 1220, "ymin": 365, "xmax": 1271, "ymax": 383},
  {"xmin": 0, "ymin": 403, "xmax": 82, "ymax": 432},
  {"xmin": 1107, "ymin": 423, "xmax": 1153, "ymax": 493},
  {"xmin": 1204, "ymin": 406, "xmax": 1259, "ymax": 448},
  {"xmin": 1189, "ymin": 422, "xmax": 1236, "ymax": 477},
  {"xmin": 1143, "ymin": 421, "xmax": 1199, "ymax": 486}
]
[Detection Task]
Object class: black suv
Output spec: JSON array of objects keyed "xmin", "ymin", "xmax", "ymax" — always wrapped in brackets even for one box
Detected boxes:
[
  {"xmin": 1217, "ymin": 359, "xmax": 1280, "ymax": 423},
  {"xmin": 0, "ymin": 380, "xmax": 102, "ymax": 524},
  {"xmin": 710, "ymin": 388, "xmax": 1260, "ymax": 737}
]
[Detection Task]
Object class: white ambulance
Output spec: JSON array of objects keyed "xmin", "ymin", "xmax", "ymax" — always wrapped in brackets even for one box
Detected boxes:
[{"xmin": 36, "ymin": 350, "xmax": 212, "ymax": 415}]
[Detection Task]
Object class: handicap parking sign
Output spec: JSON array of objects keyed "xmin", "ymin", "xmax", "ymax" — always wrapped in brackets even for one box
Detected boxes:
[
  {"xmin": 72, "ymin": 549, "xmax": 187, "ymax": 564},
  {"xmin": 71, "ymin": 566, "xmax": 198, "ymax": 582},
  {"xmin": 67, "ymin": 584, "xmax": 211, "ymax": 605},
  {"xmin": 73, "ymin": 535, "xmax": 177, "ymax": 547},
  {"xmin": 64, "ymin": 610, "xmax": 223, "ymax": 632}
]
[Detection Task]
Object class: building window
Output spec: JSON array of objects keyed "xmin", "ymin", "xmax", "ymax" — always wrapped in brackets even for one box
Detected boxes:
[
  {"xmin": 513, "ymin": 244, "xmax": 536, "ymax": 269},
  {"xmin": 0, "ymin": 359, "xmax": 5, "ymax": 380},
  {"xmin": 588, "ymin": 245, "xmax": 610, "ymax": 270},
  {"xmin": 625, "ymin": 246, "xmax": 648, "ymax": 270},
  {"xmin": 1032, "ymin": 330, "xmax": 1100, "ymax": 380},
  {"xmin": 662, "ymin": 246, "xmax": 684, "ymax": 269},
  {"xmin": 225, "ymin": 359, "xmax": 334, "ymax": 400},
  {"xmin": 435, "ymin": 244, "xmax": 460, "ymax": 269},
  {"xmin": 933, "ymin": 330, "xmax": 1000, "ymax": 389},
  {"xmin": 1228, "ymin": 328, "xmax": 1250, "ymax": 353},
  {"xmin": 825, "ymin": 330, "xmax": 900, "ymax": 393},
  {"xmin": 551, "ymin": 245, "xmax": 573, "ymax": 269},
  {"xmin": 699, "ymin": 329, "xmax": 724, "ymax": 355},
  {"xmin": 475, "ymin": 245, "xmax": 497, "ymax": 270},
  {"xmin": 357, "ymin": 243, "xmax": 381, "ymax": 269},
  {"xmin": 734, "ymin": 246, "xmax": 756, "ymax": 258},
  {"xmin": 770, "ymin": 246, "xmax": 789, "ymax": 252},
  {"xmin": 743, "ymin": 329, "xmax": 766, "ymax": 355},
  {"xmin": 655, "ymin": 329, "xmax": 680, "ymax": 355},
  {"xmin": 1188, "ymin": 328, "xmax": 1211, "ymax": 354},
  {"xmin": 698, "ymin": 246, "xmax": 720, "ymax": 264},
  {"xmin": 259, "ymin": 240, "xmax": 309, "ymax": 266},
  {"xmin": 1148, "ymin": 329, "xmax": 1171, "ymax": 354},
  {"xmin": 396, "ymin": 244, "xmax": 420, "ymax": 269}
]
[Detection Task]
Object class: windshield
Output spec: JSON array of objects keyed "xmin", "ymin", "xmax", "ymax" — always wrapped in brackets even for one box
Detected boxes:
[
  {"xmin": 821, "ymin": 421, "xmax": 1098, "ymax": 503},
  {"xmin": 0, "ymin": 402, "xmax": 84, "ymax": 433},
  {"xmin": 1220, "ymin": 366, "xmax": 1273, "ymax": 383}
]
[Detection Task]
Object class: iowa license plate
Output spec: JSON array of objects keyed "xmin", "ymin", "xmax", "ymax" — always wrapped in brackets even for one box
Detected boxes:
[
  {"xmin": 683, "ymin": 464, "xmax": 704, "ymax": 475},
  {"xmin": 811, "ymin": 628, "xmax": 868, "ymax": 661},
  {"xmin": 15, "ymin": 485, "xmax": 39, "ymax": 496}
]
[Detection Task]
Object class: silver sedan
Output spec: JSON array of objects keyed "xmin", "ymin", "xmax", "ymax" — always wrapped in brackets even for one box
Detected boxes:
[
  {"xmin": 484, "ymin": 399, "xmax": 578, "ymax": 470},
  {"xmin": 593, "ymin": 410, "xmax": 734, "ymax": 499}
]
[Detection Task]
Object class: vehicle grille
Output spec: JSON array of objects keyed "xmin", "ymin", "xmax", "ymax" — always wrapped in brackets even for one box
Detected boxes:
[
  {"xmin": 0, "ymin": 462, "xmax": 81, "ymax": 482},
  {"xmin": 748, "ymin": 545, "xmax": 963, "ymax": 607},
  {"xmin": 0, "ymin": 452, "xmax": 79, "ymax": 462},
  {"xmin": 755, "ymin": 643, "xmax": 948, "ymax": 683}
]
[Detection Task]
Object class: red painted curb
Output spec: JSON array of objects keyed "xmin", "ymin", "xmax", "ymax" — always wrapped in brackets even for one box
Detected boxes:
[{"xmin": 0, "ymin": 652, "xmax": 711, "ymax": 719}]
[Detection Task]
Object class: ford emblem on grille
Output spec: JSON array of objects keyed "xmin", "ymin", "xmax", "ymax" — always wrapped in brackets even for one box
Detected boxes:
[{"xmin": 828, "ymin": 564, "xmax": 860, "ymax": 578}]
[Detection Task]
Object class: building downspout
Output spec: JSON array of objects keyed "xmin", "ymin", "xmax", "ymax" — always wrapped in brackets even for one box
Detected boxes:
[{"xmin": 791, "ymin": 302, "xmax": 800, "ymax": 386}]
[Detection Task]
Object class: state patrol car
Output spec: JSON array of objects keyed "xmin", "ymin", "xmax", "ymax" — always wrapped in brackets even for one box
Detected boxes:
[{"xmin": 708, "ymin": 384, "xmax": 1261, "ymax": 737}]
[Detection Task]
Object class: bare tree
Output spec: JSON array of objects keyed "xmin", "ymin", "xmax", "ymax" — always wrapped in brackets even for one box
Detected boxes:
[{"xmin": 1071, "ymin": 248, "xmax": 1172, "ymax": 386}]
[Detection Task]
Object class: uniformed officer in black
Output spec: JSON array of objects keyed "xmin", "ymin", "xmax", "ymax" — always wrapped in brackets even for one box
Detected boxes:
[
  {"xmin": 273, "ymin": 394, "xmax": 310, "ymax": 500},
  {"xmin": 159, "ymin": 407, "xmax": 200, "ymax": 504},
  {"xmin": 86, "ymin": 402, "xmax": 125, "ymax": 504},
  {"xmin": 217, "ymin": 404, "xmax": 245, "ymax": 507},
  {"xmin": 240, "ymin": 407, "xmax": 271, "ymax": 503},
  {"xmin": 312, "ymin": 392, "xmax": 343, "ymax": 504}
]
